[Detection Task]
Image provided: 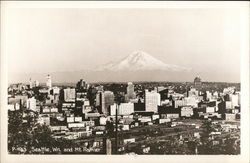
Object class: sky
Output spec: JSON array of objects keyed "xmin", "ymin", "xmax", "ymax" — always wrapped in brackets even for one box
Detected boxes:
[{"xmin": 4, "ymin": 7, "xmax": 241, "ymax": 82}]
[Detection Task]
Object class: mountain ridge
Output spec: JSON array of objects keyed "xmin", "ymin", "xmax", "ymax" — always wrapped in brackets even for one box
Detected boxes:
[
  {"xmin": 8, "ymin": 51, "xmax": 240, "ymax": 83},
  {"xmin": 96, "ymin": 51, "xmax": 191, "ymax": 72}
]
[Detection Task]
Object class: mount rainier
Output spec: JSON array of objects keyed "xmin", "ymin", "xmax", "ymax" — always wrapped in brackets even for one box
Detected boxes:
[{"xmin": 97, "ymin": 51, "xmax": 191, "ymax": 72}]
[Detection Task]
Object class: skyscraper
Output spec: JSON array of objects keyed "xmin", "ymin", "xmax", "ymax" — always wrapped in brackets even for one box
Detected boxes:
[
  {"xmin": 26, "ymin": 97, "xmax": 36, "ymax": 111},
  {"xmin": 64, "ymin": 88, "xmax": 76, "ymax": 102},
  {"xmin": 34, "ymin": 80, "xmax": 39, "ymax": 87},
  {"xmin": 145, "ymin": 90, "xmax": 160, "ymax": 113},
  {"xmin": 230, "ymin": 94, "xmax": 239, "ymax": 108},
  {"xmin": 125, "ymin": 82, "xmax": 136, "ymax": 102},
  {"xmin": 96, "ymin": 90, "xmax": 115, "ymax": 115},
  {"xmin": 76, "ymin": 79, "xmax": 87, "ymax": 90},
  {"xmin": 29, "ymin": 78, "xmax": 33, "ymax": 89},
  {"xmin": 118, "ymin": 102, "xmax": 134, "ymax": 115},
  {"xmin": 104, "ymin": 91, "xmax": 115, "ymax": 114},
  {"xmin": 194, "ymin": 76, "xmax": 202, "ymax": 89},
  {"xmin": 96, "ymin": 91, "xmax": 104, "ymax": 107},
  {"xmin": 46, "ymin": 75, "xmax": 52, "ymax": 89}
]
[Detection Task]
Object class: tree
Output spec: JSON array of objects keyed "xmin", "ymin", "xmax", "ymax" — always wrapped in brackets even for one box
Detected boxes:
[
  {"xmin": 32, "ymin": 124, "xmax": 55, "ymax": 148},
  {"xmin": 198, "ymin": 120, "xmax": 216, "ymax": 154},
  {"xmin": 8, "ymin": 109, "xmax": 40, "ymax": 153},
  {"xmin": 8, "ymin": 109, "xmax": 55, "ymax": 154},
  {"xmin": 223, "ymin": 136, "xmax": 240, "ymax": 154},
  {"xmin": 8, "ymin": 110, "xmax": 27, "ymax": 153},
  {"xmin": 198, "ymin": 120, "xmax": 240, "ymax": 155},
  {"xmin": 200, "ymin": 120, "xmax": 214, "ymax": 141}
]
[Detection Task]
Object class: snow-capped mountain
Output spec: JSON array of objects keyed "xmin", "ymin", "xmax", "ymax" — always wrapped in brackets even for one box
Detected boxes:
[{"xmin": 97, "ymin": 51, "xmax": 191, "ymax": 72}]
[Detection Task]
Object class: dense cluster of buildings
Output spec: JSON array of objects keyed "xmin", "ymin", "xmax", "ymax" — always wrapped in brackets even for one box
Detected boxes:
[{"xmin": 7, "ymin": 75, "xmax": 241, "ymax": 153}]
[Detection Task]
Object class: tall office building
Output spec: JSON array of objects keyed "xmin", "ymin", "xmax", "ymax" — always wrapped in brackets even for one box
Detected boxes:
[
  {"xmin": 118, "ymin": 102, "xmax": 134, "ymax": 115},
  {"xmin": 237, "ymin": 92, "xmax": 241, "ymax": 105},
  {"xmin": 125, "ymin": 82, "xmax": 136, "ymax": 102},
  {"xmin": 110, "ymin": 104, "xmax": 117, "ymax": 116},
  {"xmin": 52, "ymin": 87, "xmax": 60, "ymax": 95},
  {"xmin": 194, "ymin": 76, "xmax": 202, "ymax": 89},
  {"xmin": 34, "ymin": 80, "xmax": 39, "ymax": 87},
  {"xmin": 76, "ymin": 79, "xmax": 87, "ymax": 90},
  {"xmin": 64, "ymin": 88, "xmax": 76, "ymax": 102},
  {"xmin": 29, "ymin": 78, "xmax": 33, "ymax": 89},
  {"xmin": 75, "ymin": 79, "xmax": 89, "ymax": 116},
  {"xmin": 230, "ymin": 94, "xmax": 239, "ymax": 108},
  {"xmin": 145, "ymin": 90, "xmax": 160, "ymax": 113},
  {"xmin": 104, "ymin": 91, "xmax": 115, "ymax": 114},
  {"xmin": 96, "ymin": 91, "xmax": 104, "ymax": 107},
  {"xmin": 26, "ymin": 97, "xmax": 36, "ymax": 111},
  {"xmin": 96, "ymin": 91, "xmax": 115, "ymax": 115},
  {"xmin": 46, "ymin": 75, "xmax": 52, "ymax": 89},
  {"xmin": 205, "ymin": 91, "xmax": 212, "ymax": 101}
]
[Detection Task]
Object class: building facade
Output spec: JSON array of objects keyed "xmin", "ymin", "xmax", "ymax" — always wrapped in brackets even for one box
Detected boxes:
[
  {"xmin": 118, "ymin": 102, "xmax": 134, "ymax": 115},
  {"xmin": 125, "ymin": 82, "xmax": 136, "ymax": 101},
  {"xmin": 46, "ymin": 74, "xmax": 52, "ymax": 89},
  {"xmin": 145, "ymin": 90, "xmax": 160, "ymax": 112},
  {"xmin": 64, "ymin": 88, "xmax": 76, "ymax": 102},
  {"xmin": 26, "ymin": 97, "xmax": 36, "ymax": 111}
]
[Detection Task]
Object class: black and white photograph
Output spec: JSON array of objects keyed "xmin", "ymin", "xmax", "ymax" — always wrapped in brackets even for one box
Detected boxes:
[{"xmin": 0, "ymin": 1, "xmax": 249, "ymax": 163}]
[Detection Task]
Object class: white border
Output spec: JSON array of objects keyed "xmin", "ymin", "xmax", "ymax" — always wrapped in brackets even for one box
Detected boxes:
[
  {"xmin": 1, "ymin": 1, "xmax": 249, "ymax": 163},
  {"xmin": 1, "ymin": 1, "xmax": 249, "ymax": 8}
]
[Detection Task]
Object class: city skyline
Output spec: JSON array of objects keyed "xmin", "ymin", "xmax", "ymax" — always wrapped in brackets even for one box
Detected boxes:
[
  {"xmin": 7, "ymin": 76, "xmax": 241, "ymax": 155},
  {"xmin": 5, "ymin": 7, "xmax": 241, "ymax": 83}
]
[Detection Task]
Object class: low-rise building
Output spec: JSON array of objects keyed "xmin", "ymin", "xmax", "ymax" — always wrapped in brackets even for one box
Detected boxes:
[
  {"xmin": 180, "ymin": 106, "xmax": 193, "ymax": 117},
  {"xmin": 67, "ymin": 117, "xmax": 75, "ymax": 123},
  {"xmin": 124, "ymin": 138, "xmax": 135, "ymax": 144},
  {"xmin": 165, "ymin": 113, "xmax": 179, "ymax": 119},
  {"xmin": 99, "ymin": 117, "xmax": 108, "ymax": 125},
  {"xmin": 152, "ymin": 114, "xmax": 160, "ymax": 120},
  {"xmin": 82, "ymin": 120, "xmax": 95, "ymax": 127},
  {"xmin": 138, "ymin": 117, "xmax": 152, "ymax": 123},
  {"xmin": 68, "ymin": 122, "xmax": 85, "ymax": 128},
  {"xmin": 158, "ymin": 118, "xmax": 171, "ymax": 124},
  {"xmin": 118, "ymin": 103, "xmax": 134, "ymax": 115},
  {"xmin": 75, "ymin": 117, "xmax": 82, "ymax": 122},
  {"xmin": 206, "ymin": 107, "xmax": 215, "ymax": 113},
  {"xmin": 123, "ymin": 124, "xmax": 130, "ymax": 130},
  {"xmin": 223, "ymin": 113, "xmax": 236, "ymax": 121},
  {"xmin": 8, "ymin": 104, "xmax": 15, "ymax": 111},
  {"xmin": 38, "ymin": 115, "xmax": 50, "ymax": 125}
]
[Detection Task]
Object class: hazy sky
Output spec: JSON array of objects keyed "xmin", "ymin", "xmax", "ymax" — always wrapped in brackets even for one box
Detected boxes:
[{"xmin": 5, "ymin": 7, "xmax": 241, "ymax": 81}]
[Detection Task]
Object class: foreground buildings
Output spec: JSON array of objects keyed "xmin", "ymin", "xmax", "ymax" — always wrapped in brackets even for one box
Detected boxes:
[{"xmin": 7, "ymin": 76, "xmax": 241, "ymax": 154}]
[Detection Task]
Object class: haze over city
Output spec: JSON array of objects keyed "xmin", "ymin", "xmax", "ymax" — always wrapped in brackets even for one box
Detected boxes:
[{"xmin": 5, "ymin": 8, "xmax": 241, "ymax": 83}]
